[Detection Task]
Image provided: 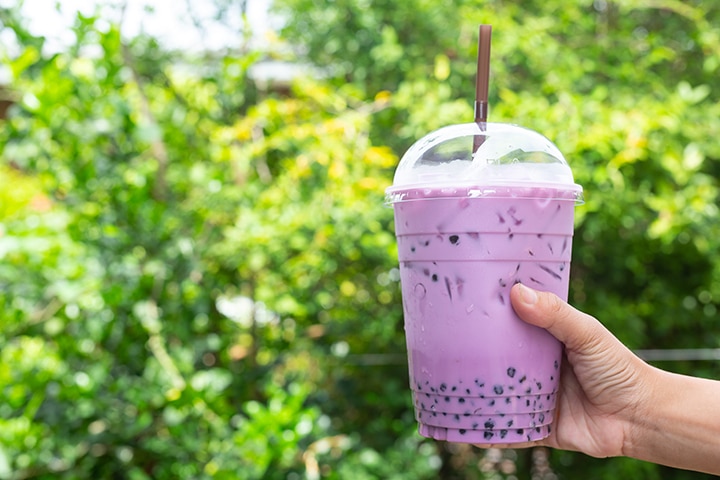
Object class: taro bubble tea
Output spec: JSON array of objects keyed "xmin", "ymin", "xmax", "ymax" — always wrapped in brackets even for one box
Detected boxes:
[{"xmin": 386, "ymin": 123, "xmax": 583, "ymax": 444}]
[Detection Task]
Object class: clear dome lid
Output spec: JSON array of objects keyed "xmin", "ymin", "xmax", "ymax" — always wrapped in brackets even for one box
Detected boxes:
[{"xmin": 386, "ymin": 122, "xmax": 583, "ymax": 203}]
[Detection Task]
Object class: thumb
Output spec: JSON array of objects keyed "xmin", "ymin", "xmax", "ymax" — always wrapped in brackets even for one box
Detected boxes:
[{"xmin": 510, "ymin": 283, "xmax": 611, "ymax": 355}]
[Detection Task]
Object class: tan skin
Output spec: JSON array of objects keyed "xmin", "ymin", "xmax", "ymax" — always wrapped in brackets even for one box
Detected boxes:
[{"xmin": 474, "ymin": 283, "xmax": 720, "ymax": 475}]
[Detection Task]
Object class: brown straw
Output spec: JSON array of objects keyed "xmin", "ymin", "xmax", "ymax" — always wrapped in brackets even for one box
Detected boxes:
[
  {"xmin": 475, "ymin": 24, "xmax": 492, "ymax": 123},
  {"xmin": 474, "ymin": 24, "xmax": 492, "ymax": 152}
]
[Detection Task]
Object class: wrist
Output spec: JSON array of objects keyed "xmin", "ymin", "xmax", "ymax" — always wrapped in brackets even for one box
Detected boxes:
[
  {"xmin": 620, "ymin": 363, "xmax": 666, "ymax": 459},
  {"xmin": 622, "ymin": 365, "xmax": 720, "ymax": 474}
]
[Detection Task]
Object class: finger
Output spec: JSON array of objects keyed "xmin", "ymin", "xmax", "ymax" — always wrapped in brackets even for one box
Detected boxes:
[{"xmin": 509, "ymin": 283, "xmax": 612, "ymax": 355}]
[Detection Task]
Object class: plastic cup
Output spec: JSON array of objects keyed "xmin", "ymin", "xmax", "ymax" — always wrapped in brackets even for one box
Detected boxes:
[{"xmin": 386, "ymin": 122, "xmax": 583, "ymax": 444}]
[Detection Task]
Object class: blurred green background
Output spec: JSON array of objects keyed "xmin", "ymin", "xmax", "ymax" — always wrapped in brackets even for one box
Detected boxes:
[{"xmin": 1, "ymin": 0, "xmax": 719, "ymax": 478}]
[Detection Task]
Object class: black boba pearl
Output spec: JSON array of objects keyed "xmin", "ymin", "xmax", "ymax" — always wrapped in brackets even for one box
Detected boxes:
[
  {"xmin": 449, "ymin": 235, "xmax": 459, "ymax": 244},
  {"xmin": 493, "ymin": 385, "xmax": 504, "ymax": 395},
  {"xmin": 506, "ymin": 367, "xmax": 516, "ymax": 378},
  {"xmin": 500, "ymin": 430, "xmax": 508, "ymax": 439},
  {"xmin": 440, "ymin": 383, "xmax": 447, "ymax": 392},
  {"xmin": 483, "ymin": 431, "xmax": 494, "ymax": 440},
  {"xmin": 484, "ymin": 419, "xmax": 495, "ymax": 430},
  {"xmin": 459, "ymin": 429, "xmax": 467, "ymax": 435}
]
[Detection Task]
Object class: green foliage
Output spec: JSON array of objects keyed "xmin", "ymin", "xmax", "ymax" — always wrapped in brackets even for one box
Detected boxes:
[{"xmin": 1, "ymin": 0, "xmax": 720, "ymax": 478}]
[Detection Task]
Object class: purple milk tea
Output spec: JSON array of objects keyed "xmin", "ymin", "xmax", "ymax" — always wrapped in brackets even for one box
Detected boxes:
[{"xmin": 386, "ymin": 123, "xmax": 582, "ymax": 444}]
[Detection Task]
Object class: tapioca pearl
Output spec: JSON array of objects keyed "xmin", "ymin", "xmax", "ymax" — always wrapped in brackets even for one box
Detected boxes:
[
  {"xmin": 484, "ymin": 431, "xmax": 494, "ymax": 440},
  {"xmin": 538, "ymin": 413, "xmax": 545, "ymax": 423},
  {"xmin": 484, "ymin": 419, "xmax": 495, "ymax": 430},
  {"xmin": 516, "ymin": 429, "xmax": 524, "ymax": 435},
  {"xmin": 459, "ymin": 429, "xmax": 467, "ymax": 435},
  {"xmin": 536, "ymin": 381, "xmax": 543, "ymax": 391},
  {"xmin": 432, "ymin": 274, "xmax": 438, "ymax": 282},
  {"xmin": 440, "ymin": 383, "xmax": 447, "ymax": 392},
  {"xmin": 506, "ymin": 367, "xmax": 516, "ymax": 378},
  {"xmin": 454, "ymin": 414, "xmax": 460, "ymax": 421},
  {"xmin": 554, "ymin": 360, "xmax": 559, "ymax": 370},
  {"xmin": 519, "ymin": 375, "xmax": 527, "ymax": 384},
  {"xmin": 506, "ymin": 420, "xmax": 514, "ymax": 428},
  {"xmin": 449, "ymin": 235, "xmax": 460, "ymax": 245},
  {"xmin": 507, "ymin": 207, "xmax": 522, "ymax": 226},
  {"xmin": 500, "ymin": 430, "xmax": 508, "ymax": 439},
  {"xmin": 458, "ymin": 398, "xmax": 466, "ymax": 404}
]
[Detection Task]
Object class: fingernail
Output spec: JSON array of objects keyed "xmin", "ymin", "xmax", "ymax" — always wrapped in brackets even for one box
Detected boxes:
[{"xmin": 519, "ymin": 283, "xmax": 538, "ymax": 305}]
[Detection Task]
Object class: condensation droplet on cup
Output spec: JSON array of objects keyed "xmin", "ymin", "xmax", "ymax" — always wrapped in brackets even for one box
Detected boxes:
[
  {"xmin": 414, "ymin": 283, "xmax": 427, "ymax": 299},
  {"xmin": 466, "ymin": 304, "xmax": 475, "ymax": 314}
]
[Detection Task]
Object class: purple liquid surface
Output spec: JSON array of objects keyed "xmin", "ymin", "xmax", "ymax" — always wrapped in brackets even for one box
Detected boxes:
[{"xmin": 392, "ymin": 186, "xmax": 576, "ymax": 444}]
